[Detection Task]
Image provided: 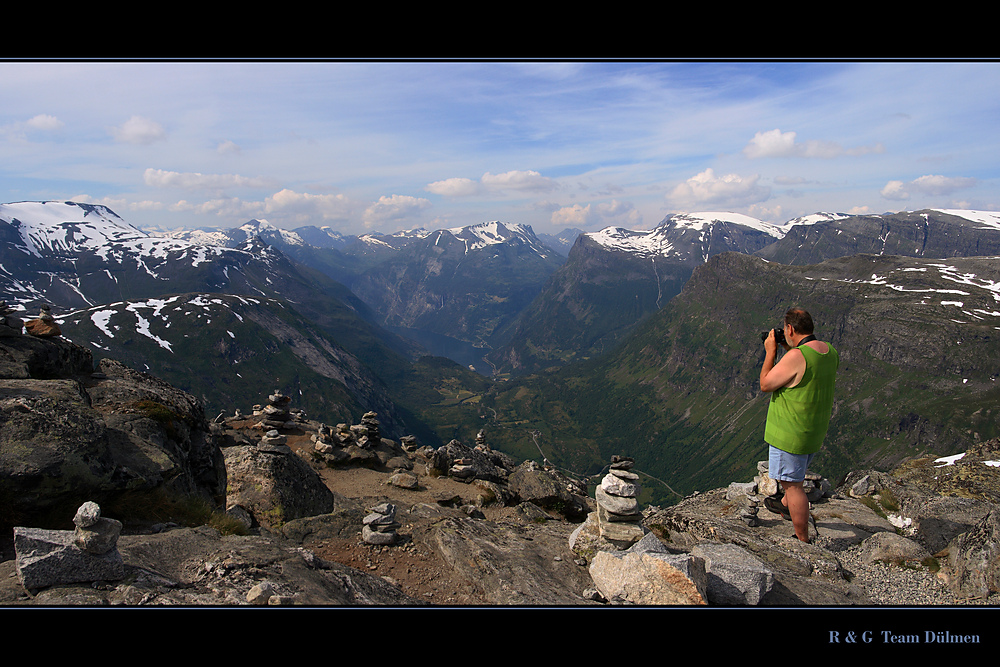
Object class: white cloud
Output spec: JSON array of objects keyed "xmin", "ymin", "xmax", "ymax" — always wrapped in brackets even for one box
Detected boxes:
[
  {"xmin": 880, "ymin": 180, "xmax": 910, "ymax": 200},
  {"xmin": 551, "ymin": 199, "xmax": 640, "ymax": 228},
  {"xmin": 26, "ymin": 114, "xmax": 63, "ymax": 131},
  {"xmin": 110, "ymin": 116, "xmax": 166, "ymax": 145},
  {"xmin": 426, "ymin": 177, "xmax": 482, "ymax": 197},
  {"xmin": 264, "ymin": 188, "xmax": 357, "ymax": 223},
  {"xmin": 427, "ymin": 169, "xmax": 557, "ymax": 197},
  {"xmin": 216, "ymin": 140, "xmax": 241, "ymax": 154},
  {"xmin": 363, "ymin": 194, "xmax": 432, "ymax": 228},
  {"xmin": 668, "ymin": 168, "xmax": 770, "ymax": 209},
  {"xmin": 911, "ymin": 174, "xmax": 977, "ymax": 196},
  {"xmin": 170, "ymin": 198, "xmax": 264, "ymax": 219},
  {"xmin": 744, "ymin": 129, "xmax": 799, "ymax": 158},
  {"xmin": 881, "ymin": 174, "xmax": 977, "ymax": 200},
  {"xmin": 743, "ymin": 128, "xmax": 883, "ymax": 159},
  {"xmin": 144, "ymin": 168, "xmax": 275, "ymax": 190}
]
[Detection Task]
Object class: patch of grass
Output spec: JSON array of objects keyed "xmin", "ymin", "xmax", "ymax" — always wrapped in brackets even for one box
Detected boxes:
[
  {"xmin": 858, "ymin": 495, "xmax": 888, "ymax": 519},
  {"xmin": 921, "ymin": 556, "xmax": 941, "ymax": 572},
  {"xmin": 106, "ymin": 488, "xmax": 248, "ymax": 536},
  {"xmin": 877, "ymin": 488, "xmax": 900, "ymax": 512}
]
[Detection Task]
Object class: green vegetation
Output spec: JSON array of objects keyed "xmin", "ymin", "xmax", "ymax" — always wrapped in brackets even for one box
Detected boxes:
[{"xmin": 105, "ymin": 488, "xmax": 248, "ymax": 536}]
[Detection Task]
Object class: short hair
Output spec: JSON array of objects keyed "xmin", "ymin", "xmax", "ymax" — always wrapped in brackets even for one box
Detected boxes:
[{"xmin": 784, "ymin": 308, "xmax": 814, "ymax": 335}]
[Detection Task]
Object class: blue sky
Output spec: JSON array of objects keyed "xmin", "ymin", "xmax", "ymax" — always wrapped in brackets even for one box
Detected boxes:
[{"xmin": 2, "ymin": 60, "xmax": 997, "ymax": 235}]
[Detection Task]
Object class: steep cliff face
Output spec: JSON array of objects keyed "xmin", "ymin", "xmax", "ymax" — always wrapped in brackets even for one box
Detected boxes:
[
  {"xmin": 487, "ymin": 214, "xmax": 783, "ymax": 376},
  {"xmin": 347, "ymin": 223, "xmax": 564, "ymax": 350}
]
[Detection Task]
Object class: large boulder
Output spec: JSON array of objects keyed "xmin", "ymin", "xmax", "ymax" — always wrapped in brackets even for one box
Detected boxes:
[
  {"xmin": 507, "ymin": 460, "xmax": 592, "ymax": 521},
  {"xmin": 224, "ymin": 444, "xmax": 337, "ymax": 531},
  {"xmin": 1, "ymin": 336, "xmax": 226, "ymax": 528},
  {"xmin": 944, "ymin": 511, "xmax": 1000, "ymax": 599},
  {"xmin": 588, "ymin": 534, "xmax": 708, "ymax": 605}
]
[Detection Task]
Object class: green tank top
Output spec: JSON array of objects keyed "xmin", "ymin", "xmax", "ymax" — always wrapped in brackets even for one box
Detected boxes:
[{"xmin": 764, "ymin": 343, "xmax": 839, "ymax": 455}]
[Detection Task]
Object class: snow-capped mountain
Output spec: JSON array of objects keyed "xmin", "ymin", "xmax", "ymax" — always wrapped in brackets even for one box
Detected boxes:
[
  {"xmin": 585, "ymin": 212, "xmax": 784, "ymax": 261},
  {"xmin": 157, "ymin": 219, "xmax": 307, "ymax": 249},
  {"xmin": 0, "ymin": 201, "xmax": 295, "ymax": 311},
  {"xmin": 346, "ymin": 221, "xmax": 565, "ymax": 366},
  {"xmin": 757, "ymin": 208, "xmax": 1000, "ymax": 266}
]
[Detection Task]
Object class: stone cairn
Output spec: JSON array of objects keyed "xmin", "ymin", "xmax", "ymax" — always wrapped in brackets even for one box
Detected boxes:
[
  {"xmin": 24, "ymin": 304, "xmax": 61, "ymax": 338},
  {"xmin": 253, "ymin": 390, "xmax": 295, "ymax": 430},
  {"xmin": 311, "ymin": 411, "xmax": 385, "ymax": 459},
  {"xmin": 13, "ymin": 501, "xmax": 124, "ymax": 590},
  {"xmin": 362, "ymin": 502, "xmax": 401, "ymax": 545},
  {"xmin": 259, "ymin": 429, "xmax": 290, "ymax": 453},
  {"xmin": 727, "ymin": 461, "xmax": 833, "ymax": 526},
  {"xmin": 594, "ymin": 456, "xmax": 645, "ymax": 546}
]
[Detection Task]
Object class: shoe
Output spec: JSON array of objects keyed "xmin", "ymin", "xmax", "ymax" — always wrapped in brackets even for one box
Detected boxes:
[{"xmin": 764, "ymin": 495, "xmax": 792, "ymax": 521}]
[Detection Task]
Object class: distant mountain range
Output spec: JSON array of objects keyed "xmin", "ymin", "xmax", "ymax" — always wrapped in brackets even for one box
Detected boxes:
[{"xmin": 5, "ymin": 200, "xmax": 1000, "ymax": 502}]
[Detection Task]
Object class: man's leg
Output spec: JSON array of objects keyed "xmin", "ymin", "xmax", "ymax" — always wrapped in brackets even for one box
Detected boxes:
[{"xmin": 780, "ymin": 480, "xmax": 810, "ymax": 542}]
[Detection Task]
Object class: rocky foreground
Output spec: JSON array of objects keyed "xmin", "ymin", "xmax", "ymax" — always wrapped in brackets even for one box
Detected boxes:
[{"xmin": 3, "ymin": 314, "xmax": 1000, "ymax": 610}]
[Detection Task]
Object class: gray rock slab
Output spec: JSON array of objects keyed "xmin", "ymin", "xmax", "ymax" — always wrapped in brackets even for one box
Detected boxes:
[
  {"xmin": 691, "ymin": 542, "xmax": 775, "ymax": 605},
  {"xmin": 14, "ymin": 527, "xmax": 124, "ymax": 590}
]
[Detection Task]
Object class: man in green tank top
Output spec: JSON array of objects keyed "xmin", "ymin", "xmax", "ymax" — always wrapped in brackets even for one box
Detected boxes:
[{"xmin": 759, "ymin": 308, "xmax": 839, "ymax": 543}]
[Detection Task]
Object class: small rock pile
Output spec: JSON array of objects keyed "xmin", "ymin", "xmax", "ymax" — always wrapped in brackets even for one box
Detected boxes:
[
  {"xmin": 449, "ymin": 456, "xmax": 477, "ymax": 481},
  {"xmin": 593, "ymin": 456, "xmax": 645, "ymax": 546},
  {"xmin": 362, "ymin": 502, "xmax": 401, "ymax": 545},
  {"xmin": 13, "ymin": 501, "xmax": 124, "ymax": 590},
  {"xmin": 358, "ymin": 411, "xmax": 380, "ymax": 447},
  {"xmin": 24, "ymin": 305, "xmax": 61, "ymax": 338},
  {"xmin": 725, "ymin": 461, "xmax": 833, "ymax": 528},
  {"xmin": 253, "ymin": 390, "xmax": 296, "ymax": 430},
  {"xmin": 259, "ymin": 429, "xmax": 291, "ymax": 453}
]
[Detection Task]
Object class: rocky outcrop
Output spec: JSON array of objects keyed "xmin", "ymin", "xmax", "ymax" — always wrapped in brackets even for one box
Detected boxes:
[
  {"xmin": 2, "ymin": 523, "xmax": 424, "ymax": 606},
  {"xmin": 1, "ymin": 333, "xmax": 225, "ymax": 528},
  {"xmin": 224, "ymin": 443, "xmax": 337, "ymax": 532}
]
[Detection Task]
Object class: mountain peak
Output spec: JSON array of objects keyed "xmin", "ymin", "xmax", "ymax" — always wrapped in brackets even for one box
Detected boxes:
[{"xmin": 0, "ymin": 200, "xmax": 146, "ymax": 258}]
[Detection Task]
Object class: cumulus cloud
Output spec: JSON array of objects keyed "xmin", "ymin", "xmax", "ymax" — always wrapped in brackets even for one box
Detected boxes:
[
  {"xmin": 363, "ymin": 194, "xmax": 433, "ymax": 228},
  {"xmin": 110, "ymin": 116, "xmax": 166, "ymax": 145},
  {"xmin": 144, "ymin": 168, "xmax": 276, "ymax": 190},
  {"xmin": 881, "ymin": 174, "xmax": 977, "ymax": 201},
  {"xmin": 426, "ymin": 169, "xmax": 557, "ymax": 197},
  {"xmin": 551, "ymin": 199, "xmax": 641, "ymax": 228},
  {"xmin": 668, "ymin": 168, "xmax": 770, "ymax": 209},
  {"xmin": 1, "ymin": 114, "xmax": 65, "ymax": 142},
  {"xmin": 264, "ymin": 189, "xmax": 357, "ymax": 223},
  {"xmin": 26, "ymin": 114, "xmax": 64, "ymax": 131},
  {"xmin": 743, "ymin": 129, "xmax": 883, "ymax": 159},
  {"xmin": 426, "ymin": 177, "xmax": 482, "ymax": 197},
  {"xmin": 170, "ymin": 198, "xmax": 264, "ymax": 219}
]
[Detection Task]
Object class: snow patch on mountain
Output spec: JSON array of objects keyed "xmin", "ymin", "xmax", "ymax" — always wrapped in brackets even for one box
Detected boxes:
[
  {"xmin": 587, "ymin": 212, "xmax": 784, "ymax": 258},
  {"xmin": 932, "ymin": 209, "xmax": 1000, "ymax": 230},
  {"xmin": 782, "ymin": 212, "xmax": 851, "ymax": 228},
  {"xmin": 0, "ymin": 201, "xmax": 241, "ymax": 274}
]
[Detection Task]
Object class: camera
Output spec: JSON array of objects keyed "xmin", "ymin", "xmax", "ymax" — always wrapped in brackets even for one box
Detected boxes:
[{"xmin": 760, "ymin": 327, "xmax": 786, "ymax": 347}]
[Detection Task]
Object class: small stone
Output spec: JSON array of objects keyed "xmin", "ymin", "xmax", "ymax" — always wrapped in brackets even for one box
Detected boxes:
[
  {"xmin": 247, "ymin": 582, "xmax": 275, "ymax": 605},
  {"xmin": 74, "ymin": 502, "xmax": 102, "ymax": 529}
]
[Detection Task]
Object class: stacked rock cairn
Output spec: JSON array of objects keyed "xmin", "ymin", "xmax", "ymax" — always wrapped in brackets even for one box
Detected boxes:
[
  {"xmin": 729, "ymin": 461, "xmax": 832, "ymax": 526},
  {"xmin": 311, "ymin": 411, "xmax": 385, "ymax": 456},
  {"xmin": 74, "ymin": 501, "xmax": 123, "ymax": 556},
  {"xmin": 594, "ymin": 456, "xmax": 645, "ymax": 546},
  {"xmin": 363, "ymin": 502, "xmax": 401, "ymax": 545},
  {"xmin": 24, "ymin": 304, "xmax": 61, "ymax": 338},
  {"xmin": 253, "ymin": 390, "xmax": 306, "ymax": 453}
]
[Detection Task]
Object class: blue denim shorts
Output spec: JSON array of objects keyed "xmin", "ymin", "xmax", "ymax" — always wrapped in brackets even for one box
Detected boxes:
[{"xmin": 768, "ymin": 445, "xmax": 815, "ymax": 483}]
